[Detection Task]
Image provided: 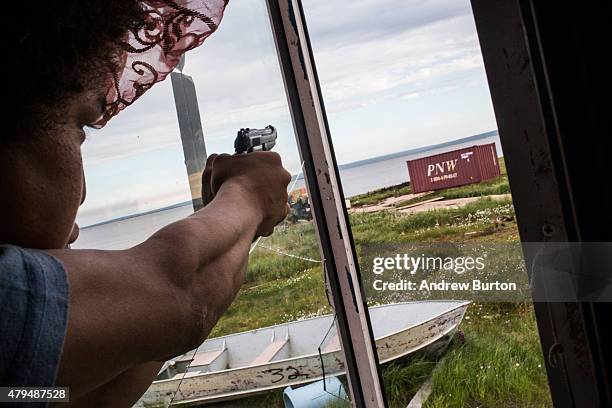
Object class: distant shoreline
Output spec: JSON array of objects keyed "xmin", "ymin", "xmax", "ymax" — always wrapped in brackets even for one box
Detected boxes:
[
  {"xmin": 337, "ymin": 129, "xmax": 498, "ymax": 171},
  {"xmin": 81, "ymin": 201, "xmax": 193, "ymax": 230},
  {"xmin": 294, "ymin": 129, "xmax": 499, "ymax": 180},
  {"xmin": 82, "ymin": 129, "xmax": 499, "ymax": 229}
]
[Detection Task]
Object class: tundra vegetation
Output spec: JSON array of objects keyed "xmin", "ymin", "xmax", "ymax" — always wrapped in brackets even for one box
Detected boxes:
[{"xmin": 207, "ymin": 158, "xmax": 552, "ymax": 408}]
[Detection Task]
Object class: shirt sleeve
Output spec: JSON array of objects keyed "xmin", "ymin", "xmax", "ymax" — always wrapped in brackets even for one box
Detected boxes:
[{"xmin": 0, "ymin": 245, "xmax": 70, "ymax": 388}]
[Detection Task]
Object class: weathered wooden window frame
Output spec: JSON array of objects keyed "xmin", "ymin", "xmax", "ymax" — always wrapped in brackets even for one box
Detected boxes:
[
  {"xmin": 169, "ymin": 1, "xmax": 389, "ymax": 404},
  {"xmin": 265, "ymin": 0, "xmax": 611, "ymax": 407},
  {"xmin": 172, "ymin": 1, "xmax": 610, "ymax": 406},
  {"xmin": 472, "ymin": 1, "xmax": 610, "ymax": 407},
  {"xmin": 265, "ymin": 1, "xmax": 388, "ymax": 407}
]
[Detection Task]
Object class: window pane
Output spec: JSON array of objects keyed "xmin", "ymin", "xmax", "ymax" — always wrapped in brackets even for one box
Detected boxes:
[
  {"xmin": 185, "ymin": 2, "xmax": 346, "ymax": 402},
  {"xmin": 75, "ymin": 0, "xmax": 347, "ymax": 406},
  {"xmin": 302, "ymin": 0, "xmax": 552, "ymax": 406},
  {"xmin": 74, "ymin": 80, "xmax": 193, "ymax": 250}
]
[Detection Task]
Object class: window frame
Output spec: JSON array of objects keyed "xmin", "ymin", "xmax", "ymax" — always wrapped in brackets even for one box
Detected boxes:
[
  {"xmin": 170, "ymin": 1, "xmax": 611, "ymax": 406},
  {"xmin": 472, "ymin": 1, "xmax": 611, "ymax": 406},
  {"xmin": 264, "ymin": 1, "xmax": 388, "ymax": 406}
]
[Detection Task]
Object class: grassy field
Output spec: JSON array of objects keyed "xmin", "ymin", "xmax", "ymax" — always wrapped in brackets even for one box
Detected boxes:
[
  {"xmin": 350, "ymin": 158, "xmax": 510, "ymax": 208},
  {"xmin": 207, "ymin": 163, "xmax": 552, "ymax": 408}
]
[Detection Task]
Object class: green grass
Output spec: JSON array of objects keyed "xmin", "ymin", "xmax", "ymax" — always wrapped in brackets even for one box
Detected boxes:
[
  {"xmin": 207, "ymin": 177, "xmax": 550, "ymax": 407},
  {"xmin": 349, "ymin": 157, "xmax": 510, "ymax": 208},
  {"xmin": 424, "ymin": 303, "xmax": 551, "ymax": 408},
  {"xmin": 388, "ymin": 194, "xmax": 437, "ymax": 208},
  {"xmin": 350, "ymin": 182, "xmax": 412, "ymax": 207},
  {"xmin": 375, "ymin": 303, "xmax": 551, "ymax": 408},
  {"xmin": 383, "ymin": 355, "xmax": 438, "ymax": 406},
  {"xmin": 243, "ymin": 221, "xmax": 320, "ymax": 285},
  {"xmin": 350, "ymin": 197, "xmax": 516, "ymax": 244},
  {"xmin": 209, "ymin": 266, "xmax": 330, "ymax": 338},
  {"xmin": 432, "ymin": 175, "xmax": 510, "ymax": 201}
]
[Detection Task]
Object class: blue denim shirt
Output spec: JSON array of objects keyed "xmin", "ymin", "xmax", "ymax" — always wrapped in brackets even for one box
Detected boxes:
[{"xmin": 0, "ymin": 245, "xmax": 69, "ymax": 398}]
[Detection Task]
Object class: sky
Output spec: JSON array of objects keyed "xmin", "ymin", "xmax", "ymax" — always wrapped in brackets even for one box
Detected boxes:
[{"xmin": 77, "ymin": 0, "xmax": 498, "ymax": 226}]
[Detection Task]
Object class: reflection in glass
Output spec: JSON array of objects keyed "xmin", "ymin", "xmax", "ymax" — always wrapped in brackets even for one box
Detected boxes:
[
  {"xmin": 74, "ymin": 0, "xmax": 346, "ymax": 406},
  {"xmin": 74, "ymin": 80, "xmax": 193, "ymax": 250},
  {"xmin": 302, "ymin": 0, "xmax": 551, "ymax": 406}
]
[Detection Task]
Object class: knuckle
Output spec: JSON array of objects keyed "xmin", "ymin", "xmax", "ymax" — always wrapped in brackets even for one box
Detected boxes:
[
  {"xmin": 265, "ymin": 151, "xmax": 282, "ymax": 164},
  {"xmin": 203, "ymin": 155, "xmax": 216, "ymax": 172}
]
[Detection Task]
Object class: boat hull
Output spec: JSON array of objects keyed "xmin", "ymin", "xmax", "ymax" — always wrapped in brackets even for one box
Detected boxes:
[{"xmin": 136, "ymin": 301, "xmax": 469, "ymax": 407}]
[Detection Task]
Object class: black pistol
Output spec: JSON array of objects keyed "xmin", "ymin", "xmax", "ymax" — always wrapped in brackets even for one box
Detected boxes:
[{"xmin": 234, "ymin": 125, "xmax": 277, "ymax": 154}]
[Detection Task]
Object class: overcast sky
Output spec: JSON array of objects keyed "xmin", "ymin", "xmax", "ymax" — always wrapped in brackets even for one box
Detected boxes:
[{"xmin": 77, "ymin": 0, "xmax": 498, "ymax": 226}]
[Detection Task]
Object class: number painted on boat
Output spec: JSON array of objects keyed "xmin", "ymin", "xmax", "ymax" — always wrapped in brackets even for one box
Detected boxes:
[{"xmin": 263, "ymin": 366, "xmax": 310, "ymax": 383}]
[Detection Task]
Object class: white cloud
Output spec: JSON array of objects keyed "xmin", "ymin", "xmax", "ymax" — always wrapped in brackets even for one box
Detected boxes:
[{"xmin": 79, "ymin": 0, "xmax": 496, "ymax": 222}]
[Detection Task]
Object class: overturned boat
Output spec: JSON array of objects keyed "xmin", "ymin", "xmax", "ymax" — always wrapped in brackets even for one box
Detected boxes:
[{"xmin": 136, "ymin": 300, "xmax": 469, "ymax": 406}]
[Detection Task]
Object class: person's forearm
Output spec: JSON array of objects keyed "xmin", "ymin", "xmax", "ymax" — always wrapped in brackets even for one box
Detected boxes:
[
  {"xmin": 144, "ymin": 183, "xmax": 258, "ymax": 294},
  {"xmin": 140, "ymin": 182, "xmax": 259, "ymax": 350},
  {"xmin": 55, "ymin": 362, "xmax": 163, "ymax": 408},
  {"xmin": 52, "ymin": 183, "xmax": 260, "ymax": 398}
]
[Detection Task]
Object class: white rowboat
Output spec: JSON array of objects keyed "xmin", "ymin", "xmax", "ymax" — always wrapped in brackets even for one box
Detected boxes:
[{"xmin": 136, "ymin": 300, "xmax": 470, "ymax": 407}]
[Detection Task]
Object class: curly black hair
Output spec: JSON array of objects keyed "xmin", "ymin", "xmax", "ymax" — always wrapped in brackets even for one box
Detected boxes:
[{"xmin": 8, "ymin": 1, "xmax": 148, "ymax": 137}]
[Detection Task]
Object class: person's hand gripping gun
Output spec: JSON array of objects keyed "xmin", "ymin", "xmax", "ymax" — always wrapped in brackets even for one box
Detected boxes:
[{"xmin": 201, "ymin": 125, "xmax": 289, "ymax": 238}]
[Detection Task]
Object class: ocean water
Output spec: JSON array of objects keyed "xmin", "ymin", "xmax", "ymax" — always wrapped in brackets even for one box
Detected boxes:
[
  {"xmin": 291, "ymin": 154, "xmax": 415, "ymax": 198},
  {"xmin": 74, "ymin": 205, "xmax": 193, "ymax": 250},
  {"xmin": 74, "ymin": 132, "xmax": 501, "ymax": 250},
  {"xmin": 292, "ymin": 131, "xmax": 501, "ymax": 197}
]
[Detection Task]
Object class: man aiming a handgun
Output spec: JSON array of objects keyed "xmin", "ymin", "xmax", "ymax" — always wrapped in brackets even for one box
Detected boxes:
[{"xmin": 1, "ymin": 1, "xmax": 291, "ymax": 406}]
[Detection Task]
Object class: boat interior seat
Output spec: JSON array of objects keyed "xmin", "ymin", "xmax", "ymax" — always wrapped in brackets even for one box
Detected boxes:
[
  {"xmin": 187, "ymin": 347, "xmax": 228, "ymax": 373},
  {"xmin": 322, "ymin": 335, "xmax": 340, "ymax": 352},
  {"xmin": 251, "ymin": 338, "xmax": 290, "ymax": 365}
]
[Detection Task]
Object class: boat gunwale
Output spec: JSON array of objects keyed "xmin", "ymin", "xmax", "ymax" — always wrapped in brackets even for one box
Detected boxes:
[
  {"xmin": 153, "ymin": 300, "xmax": 471, "ymax": 385},
  {"xmin": 201, "ymin": 300, "xmax": 469, "ymax": 343},
  {"xmin": 173, "ymin": 306, "xmax": 468, "ymax": 406},
  {"xmin": 155, "ymin": 301, "xmax": 470, "ymax": 406}
]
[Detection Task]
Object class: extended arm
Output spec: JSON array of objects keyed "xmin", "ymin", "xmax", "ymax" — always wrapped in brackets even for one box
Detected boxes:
[
  {"xmin": 51, "ymin": 184, "xmax": 259, "ymax": 398},
  {"xmin": 56, "ymin": 362, "xmax": 163, "ymax": 407}
]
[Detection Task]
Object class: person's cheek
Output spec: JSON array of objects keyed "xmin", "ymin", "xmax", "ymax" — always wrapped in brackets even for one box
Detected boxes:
[
  {"xmin": 12, "ymin": 137, "xmax": 82, "ymax": 249},
  {"xmin": 67, "ymin": 167, "xmax": 86, "ymax": 246},
  {"xmin": 51, "ymin": 134, "xmax": 85, "ymax": 248}
]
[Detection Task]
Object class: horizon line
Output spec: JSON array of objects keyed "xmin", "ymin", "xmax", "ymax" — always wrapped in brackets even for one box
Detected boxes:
[{"xmin": 81, "ymin": 129, "xmax": 500, "ymax": 229}]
